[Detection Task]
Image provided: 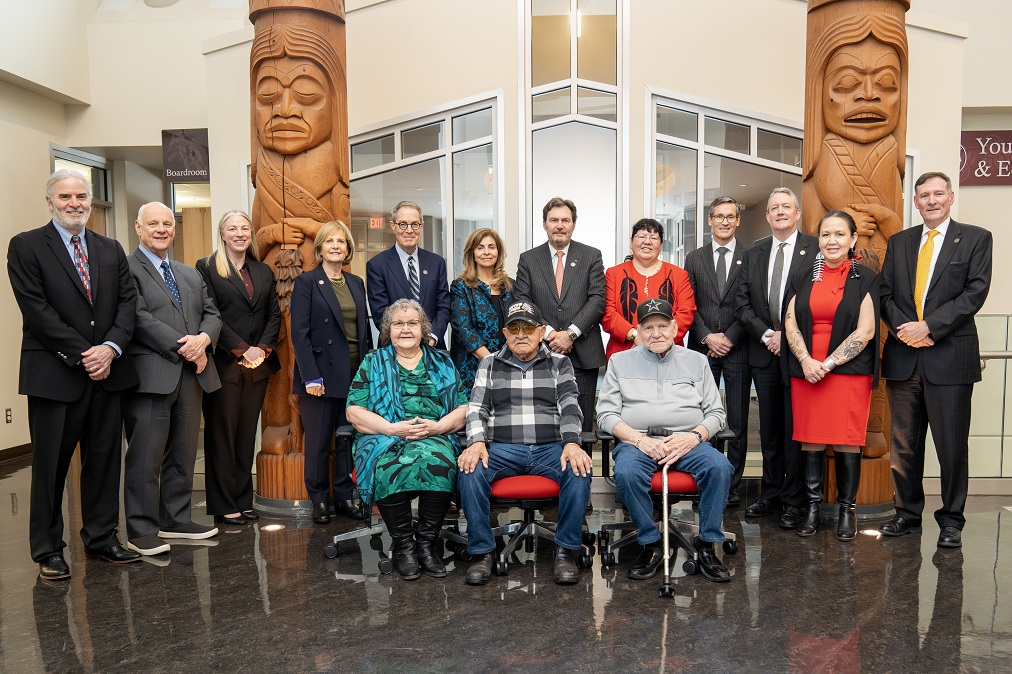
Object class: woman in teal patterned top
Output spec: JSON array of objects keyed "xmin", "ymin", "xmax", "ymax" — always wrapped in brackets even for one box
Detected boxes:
[{"xmin": 347, "ymin": 299, "xmax": 467, "ymax": 580}]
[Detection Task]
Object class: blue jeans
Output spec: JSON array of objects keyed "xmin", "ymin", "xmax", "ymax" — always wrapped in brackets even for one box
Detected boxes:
[
  {"xmin": 459, "ymin": 442, "xmax": 592, "ymax": 554},
  {"xmin": 613, "ymin": 441, "xmax": 731, "ymax": 545}
]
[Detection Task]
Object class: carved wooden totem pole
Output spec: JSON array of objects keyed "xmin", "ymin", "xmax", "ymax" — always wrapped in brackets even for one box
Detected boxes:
[
  {"xmin": 250, "ymin": 0, "xmax": 350, "ymax": 502},
  {"xmin": 803, "ymin": 0, "xmax": 909, "ymax": 508}
]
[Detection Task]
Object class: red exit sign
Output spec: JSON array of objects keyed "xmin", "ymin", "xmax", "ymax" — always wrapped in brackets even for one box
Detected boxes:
[{"xmin": 369, "ymin": 217, "xmax": 385, "ymax": 229}]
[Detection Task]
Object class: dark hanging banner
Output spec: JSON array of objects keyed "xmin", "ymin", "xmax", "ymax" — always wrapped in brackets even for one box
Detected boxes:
[
  {"xmin": 161, "ymin": 128, "xmax": 210, "ymax": 183},
  {"xmin": 959, "ymin": 130, "xmax": 1012, "ymax": 186}
]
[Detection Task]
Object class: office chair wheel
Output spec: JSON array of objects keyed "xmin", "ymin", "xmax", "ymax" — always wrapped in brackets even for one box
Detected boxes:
[
  {"xmin": 445, "ymin": 539, "xmax": 461, "ymax": 553},
  {"xmin": 722, "ymin": 540, "xmax": 738, "ymax": 554},
  {"xmin": 659, "ymin": 584, "xmax": 675, "ymax": 598},
  {"xmin": 369, "ymin": 535, "xmax": 384, "ymax": 551},
  {"xmin": 324, "ymin": 543, "xmax": 338, "ymax": 559},
  {"xmin": 378, "ymin": 557, "xmax": 394, "ymax": 574},
  {"xmin": 579, "ymin": 553, "xmax": 594, "ymax": 569},
  {"xmin": 600, "ymin": 551, "xmax": 616, "ymax": 567},
  {"xmin": 582, "ymin": 532, "xmax": 597, "ymax": 547},
  {"xmin": 597, "ymin": 531, "xmax": 610, "ymax": 548},
  {"xmin": 682, "ymin": 559, "xmax": 698, "ymax": 575},
  {"xmin": 455, "ymin": 549, "xmax": 474, "ymax": 563},
  {"xmin": 492, "ymin": 560, "xmax": 509, "ymax": 576}
]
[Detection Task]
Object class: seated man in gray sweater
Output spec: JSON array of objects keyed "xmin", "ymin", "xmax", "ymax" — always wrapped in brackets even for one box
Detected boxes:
[
  {"xmin": 597, "ymin": 298, "xmax": 733, "ymax": 583},
  {"xmin": 458, "ymin": 301, "xmax": 593, "ymax": 586}
]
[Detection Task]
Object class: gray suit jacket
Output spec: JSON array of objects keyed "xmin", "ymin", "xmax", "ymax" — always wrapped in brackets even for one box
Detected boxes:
[
  {"xmin": 127, "ymin": 249, "xmax": 222, "ymax": 394},
  {"xmin": 684, "ymin": 240, "xmax": 750, "ymax": 365},
  {"xmin": 513, "ymin": 240, "xmax": 606, "ymax": 370}
]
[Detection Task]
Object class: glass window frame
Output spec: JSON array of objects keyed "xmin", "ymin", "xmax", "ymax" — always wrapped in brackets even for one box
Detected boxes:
[{"xmin": 50, "ymin": 143, "xmax": 115, "ymax": 237}]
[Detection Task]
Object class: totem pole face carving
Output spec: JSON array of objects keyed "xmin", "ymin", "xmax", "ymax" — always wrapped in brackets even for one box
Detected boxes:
[
  {"xmin": 823, "ymin": 36, "xmax": 901, "ymax": 145},
  {"xmin": 255, "ymin": 57, "xmax": 333, "ymax": 155}
]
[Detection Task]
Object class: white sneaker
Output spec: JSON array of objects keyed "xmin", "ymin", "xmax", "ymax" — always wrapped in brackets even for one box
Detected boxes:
[
  {"xmin": 158, "ymin": 522, "xmax": 219, "ymax": 540},
  {"xmin": 126, "ymin": 535, "xmax": 171, "ymax": 555}
]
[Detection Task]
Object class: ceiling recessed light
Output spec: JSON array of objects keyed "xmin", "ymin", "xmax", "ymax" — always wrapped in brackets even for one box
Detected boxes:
[{"xmin": 739, "ymin": 184, "xmax": 747, "ymax": 188}]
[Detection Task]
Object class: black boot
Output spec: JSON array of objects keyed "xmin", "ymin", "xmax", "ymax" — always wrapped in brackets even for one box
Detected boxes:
[
  {"xmin": 797, "ymin": 451, "xmax": 825, "ymax": 537},
  {"xmin": 835, "ymin": 452, "xmax": 861, "ymax": 541},
  {"xmin": 376, "ymin": 497, "xmax": 421, "ymax": 580},
  {"xmin": 415, "ymin": 491, "xmax": 452, "ymax": 578}
]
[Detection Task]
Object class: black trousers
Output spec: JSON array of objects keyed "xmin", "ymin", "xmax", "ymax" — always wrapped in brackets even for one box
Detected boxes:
[
  {"xmin": 300, "ymin": 395, "xmax": 353, "ymax": 503},
  {"xmin": 202, "ymin": 369, "xmax": 270, "ymax": 515},
  {"xmin": 28, "ymin": 384, "xmax": 123, "ymax": 562},
  {"xmin": 573, "ymin": 366, "xmax": 599, "ymax": 433},
  {"xmin": 752, "ymin": 362, "xmax": 801, "ymax": 508},
  {"xmin": 887, "ymin": 359, "xmax": 972, "ymax": 529},
  {"xmin": 709, "ymin": 356, "xmax": 751, "ymax": 493}
]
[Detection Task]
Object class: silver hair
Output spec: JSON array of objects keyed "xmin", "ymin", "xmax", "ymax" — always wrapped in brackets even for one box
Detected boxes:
[
  {"xmin": 46, "ymin": 169, "xmax": 90, "ymax": 198},
  {"xmin": 378, "ymin": 298, "xmax": 432, "ymax": 347},
  {"xmin": 391, "ymin": 200, "xmax": 423, "ymax": 222},
  {"xmin": 136, "ymin": 201, "xmax": 173, "ymax": 224},
  {"xmin": 766, "ymin": 187, "xmax": 800, "ymax": 212}
]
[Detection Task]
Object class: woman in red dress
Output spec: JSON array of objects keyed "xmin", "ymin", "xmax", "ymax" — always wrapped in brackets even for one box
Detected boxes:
[
  {"xmin": 602, "ymin": 218, "xmax": 695, "ymax": 359},
  {"xmin": 783, "ymin": 210, "xmax": 879, "ymax": 541}
]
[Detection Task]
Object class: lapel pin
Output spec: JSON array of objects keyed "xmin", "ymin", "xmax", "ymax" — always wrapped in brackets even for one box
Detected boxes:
[
  {"xmin": 954, "ymin": 238, "xmax": 960, "ymax": 243},
  {"xmin": 570, "ymin": 261, "xmax": 577, "ymax": 267},
  {"xmin": 318, "ymin": 279, "xmax": 324, "ymax": 285},
  {"xmin": 800, "ymin": 250, "xmax": 806, "ymax": 256},
  {"xmin": 736, "ymin": 260, "xmax": 742, "ymax": 265},
  {"xmin": 422, "ymin": 269, "xmax": 428, "ymax": 275}
]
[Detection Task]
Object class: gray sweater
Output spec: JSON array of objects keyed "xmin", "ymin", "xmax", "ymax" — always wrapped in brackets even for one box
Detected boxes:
[{"xmin": 596, "ymin": 345, "xmax": 726, "ymax": 439}]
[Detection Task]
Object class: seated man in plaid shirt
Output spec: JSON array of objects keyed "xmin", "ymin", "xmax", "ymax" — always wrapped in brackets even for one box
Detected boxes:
[{"xmin": 458, "ymin": 301, "xmax": 593, "ymax": 586}]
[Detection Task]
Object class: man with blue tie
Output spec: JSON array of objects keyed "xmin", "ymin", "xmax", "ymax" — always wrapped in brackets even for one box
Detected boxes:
[{"xmin": 367, "ymin": 200, "xmax": 451, "ymax": 348}]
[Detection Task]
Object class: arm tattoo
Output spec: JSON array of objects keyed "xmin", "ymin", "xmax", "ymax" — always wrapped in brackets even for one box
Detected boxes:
[
  {"xmin": 787, "ymin": 329, "xmax": 809, "ymax": 361},
  {"xmin": 828, "ymin": 329, "xmax": 867, "ymax": 366}
]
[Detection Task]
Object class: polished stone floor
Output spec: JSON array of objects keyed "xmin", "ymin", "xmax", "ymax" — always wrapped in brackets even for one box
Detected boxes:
[{"xmin": 2, "ymin": 455, "xmax": 1012, "ymax": 674}]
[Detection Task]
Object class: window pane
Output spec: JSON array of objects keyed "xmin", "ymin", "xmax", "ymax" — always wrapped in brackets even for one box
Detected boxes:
[
  {"xmin": 705, "ymin": 117, "xmax": 750, "ymax": 154},
  {"xmin": 402, "ymin": 121, "xmax": 444, "ymax": 159},
  {"xmin": 532, "ymin": 0, "xmax": 571, "ymax": 87},
  {"xmin": 452, "ymin": 144, "xmax": 495, "ymax": 277},
  {"xmin": 757, "ymin": 129, "xmax": 802, "ymax": 168},
  {"xmin": 656, "ymin": 106, "xmax": 697, "ymax": 142},
  {"xmin": 577, "ymin": 87, "xmax": 616, "ymax": 122},
  {"xmin": 701, "ymin": 152, "xmax": 802, "ymax": 248},
  {"xmin": 452, "ymin": 108, "xmax": 493, "ymax": 145},
  {"xmin": 655, "ymin": 142, "xmax": 697, "ymax": 266},
  {"xmin": 532, "ymin": 87, "xmax": 571, "ymax": 123},
  {"xmin": 576, "ymin": 0, "xmax": 616, "ymax": 85},
  {"xmin": 351, "ymin": 134, "xmax": 394, "ymax": 173}
]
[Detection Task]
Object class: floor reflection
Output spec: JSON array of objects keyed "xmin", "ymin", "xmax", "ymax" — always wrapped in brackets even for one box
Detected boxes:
[{"xmin": 2, "ymin": 454, "xmax": 1011, "ymax": 673}]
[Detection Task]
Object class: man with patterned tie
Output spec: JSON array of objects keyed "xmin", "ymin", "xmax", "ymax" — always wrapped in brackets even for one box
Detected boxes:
[
  {"xmin": 367, "ymin": 200, "xmax": 451, "ymax": 348},
  {"xmin": 8, "ymin": 169, "xmax": 142, "ymax": 579},
  {"xmin": 514, "ymin": 197, "xmax": 606, "ymax": 432},
  {"xmin": 123, "ymin": 202, "xmax": 222, "ymax": 555},
  {"xmin": 879, "ymin": 172, "xmax": 992, "ymax": 548}
]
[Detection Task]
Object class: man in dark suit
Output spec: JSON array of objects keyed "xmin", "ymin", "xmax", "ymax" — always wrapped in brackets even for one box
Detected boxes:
[
  {"xmin": 514, "ymin": 197, "xmax": 606, "ymax": 431},
  {"xmin": 366, "ymin": 200, "xmax": 451, "ymax": 348},
  {"xmin": 685, "ymin": 196, "xmax": 750, "ymax": 507},
  {"xmin": 123, "ymin": 202, "xmax": 222, "ymax": 556},
  {"xmin": 8, "ymin": 169, "xmax": 142, "ymax": 579},
  {"xmin": 878, "ymin": 171, "xmax": 992, "ymax": 549},
  {"xmin": 735, "ymin": 187, "xmax": 818, "ymax": 528}
]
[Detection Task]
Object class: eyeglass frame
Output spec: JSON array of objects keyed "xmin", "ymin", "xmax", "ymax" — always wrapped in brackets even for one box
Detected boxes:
[
  {"xmin": 505, "ymin": 323, "xmax": 540, "ymax": 335},
  {"xmin": 709, "ymin": 214, "xmax": 740, "ymax": 223},
  {"xmin": 392, "ymin": 221, "xmax": 423, "ymax": 231}
]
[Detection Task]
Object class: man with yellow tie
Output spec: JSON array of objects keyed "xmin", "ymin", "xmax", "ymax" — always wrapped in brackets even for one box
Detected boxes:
[{"xmin": 879, "ymin": 172, "xmax": 992, "ymax": 548}]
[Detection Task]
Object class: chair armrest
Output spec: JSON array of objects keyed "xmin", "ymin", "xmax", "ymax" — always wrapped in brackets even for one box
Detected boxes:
[{"xmin": 711, "ymin": 428, "xmax": 735, "ymax": 454}]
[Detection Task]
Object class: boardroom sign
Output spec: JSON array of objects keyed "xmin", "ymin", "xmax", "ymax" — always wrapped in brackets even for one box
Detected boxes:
[
  {"xmin": 162, "ymin": 128, "xmax": 210, "ymax": 183},
  {"xmin": 960, "ymin": 131, "xmax": 1012, "ymax": 186}
]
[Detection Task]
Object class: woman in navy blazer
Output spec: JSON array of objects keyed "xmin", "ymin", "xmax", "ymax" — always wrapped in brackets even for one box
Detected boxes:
[{"xmin": 291, "ymin": 221, "xmax": 373, "ymax": 524}]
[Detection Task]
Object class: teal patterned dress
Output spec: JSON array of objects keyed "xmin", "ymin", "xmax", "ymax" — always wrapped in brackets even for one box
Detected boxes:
[{"xmin": 348, "ymin": 347, "xmax": 467, "ymax": 503}]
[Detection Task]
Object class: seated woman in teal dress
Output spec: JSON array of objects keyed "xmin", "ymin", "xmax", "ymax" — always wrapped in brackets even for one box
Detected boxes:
[{"xmin": 347, "ymin": 298, "xmax": 467, "ymax": 581}]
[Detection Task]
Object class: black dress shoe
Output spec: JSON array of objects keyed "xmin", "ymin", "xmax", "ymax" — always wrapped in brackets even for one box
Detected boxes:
[
  {"xmin": 333, "ymin": 499, "xmax": 363, "ymax": 520},
  {"xmin": 692, "ymin": 537, "xmax": 730, "ymax": 583},
  {"xmin": 466, "ymin": 553, "xmax": 493, "ymax": 586},
  {"xmin": 242, "ymin": 510, "xmax": 259, "ymax": 522},
  {"xmin": 937, "ymin": 526, "xmax": 962, "ymax": 548},
  {"xmin": 312, "ymin": 502, "xmax": 331, "ymax": 524},
  {"xmin": 39, "ymin": 554, "xmax": 71, "ymax": 580},
  {"xmin": 85, "ymin": 544, "xmax": 141, "ymax": 564},
  {"xmin": 725, "ymin": 491, "xmax": 741, "ymax": 509},
  {"xmin": 879, "ymin": 516, "xmax": 922, "ymax": 537},
  {"xmin": 628, "ymin": 543, "xmax": 665, "ymax": 580},
  {"xmin": 779, "ymin": 506, "xmax": 803, "ymax": 530},
  {"xmin": 744, "ymin": 498, "xmax": 773, "ymax": 518},
  {"xmin": 214, "ymin": 514, "xmax": 247, "ymax": 526},
  {"xmin": 553, "ymin": 546, "xmax": 580, "ymax": 585}
]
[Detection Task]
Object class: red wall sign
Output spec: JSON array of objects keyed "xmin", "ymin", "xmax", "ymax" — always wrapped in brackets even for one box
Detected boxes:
[
  {"xmin": 960, "ymin": 131, "xmax": 1012, "ymax": 186},
  {"xmin": 369, "ymin": 217, "xmax": 385, "ymax": 229}
]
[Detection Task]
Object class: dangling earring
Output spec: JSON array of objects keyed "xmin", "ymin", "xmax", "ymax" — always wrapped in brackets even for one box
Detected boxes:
[{"xmin": 812, "ymin": 251, "xmax": 825, "ymax": 282}]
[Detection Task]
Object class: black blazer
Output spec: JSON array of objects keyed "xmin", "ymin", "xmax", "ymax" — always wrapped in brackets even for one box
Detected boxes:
[
  {"xmin": 8, "ymin": 222, "xmax": 138, "ymax": 401},
  {"xmin": 734, "ymin": 232, "xmax": 819, "ymax": 369},
  {"xmin": 366, "ymin": 245, "xmax": 451, "ymax": 347},
  {"xmin": 290, "ymin": 265, "xmax": 373, "ymax": 398},
  {"xmin": 880, "ymin": 220, "xmax": 992, "ymax": 385},
  {"xmin": 196, "ymin": 255, "xmax": 281, "ymax": 384},
  {"xmin": 513, "ymin": 240, "xmax": 606, "ymax": 370},
  {"xmin": 684, "ymin": 240, "xmax": 750, "ymax": 364}
]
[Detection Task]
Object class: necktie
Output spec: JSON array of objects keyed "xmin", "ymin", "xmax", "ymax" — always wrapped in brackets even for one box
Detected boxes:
[
  {"xmin": 914, "ymin": 229, "xmax": 940, "ymax": 320},
  {"xmin": 407, "ymin": 256, "xmax": 421, "ymax": 301},
  {"xmin": 769, "ymin": 242, "xmax": 786, "ymax": 331},
  {"xmin": 70, "ymin": 235, "xmax": 92, "ymax": 303},
  {"xmin": 555, "ymin": 250, "xmax": 565, "ymax": 297},
  {"xmin": 716, "ymin": 246, "xmax": 729, "ymax": 296},
  {"xmin": 161, "ymin": 260, "xmax": 182, "ymax": 306}
]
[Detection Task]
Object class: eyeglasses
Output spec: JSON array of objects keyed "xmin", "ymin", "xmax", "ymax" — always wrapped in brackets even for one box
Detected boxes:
[
  {"xmin": 710, "ymin": 214, "xmax": 739, "ymax": 223},
  {"xmin": 391, "ymin": 320, "xmax": 421, "ymax": 329},
  {"xmin": 632, "ymin": 234, "xmax": 662, "ymax": 244},
  {"xmin": 393, "ymin": 221, "xmax": 422, "ymax": 231},
  {"xmin": 505, "ymin": 324, "xmax": 539, "ymax": 335}
]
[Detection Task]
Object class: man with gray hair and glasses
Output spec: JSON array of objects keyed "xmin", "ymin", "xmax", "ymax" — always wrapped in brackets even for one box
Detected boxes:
[
  {"xmin": 734, "ymin": 187, "xmax": 817, "ymax": 529},
  {"xmin": 367, "ymin": 200, "xmax": 451, "ymax": 348}
]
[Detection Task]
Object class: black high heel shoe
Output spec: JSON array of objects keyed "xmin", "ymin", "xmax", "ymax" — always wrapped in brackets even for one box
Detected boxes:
[
  {"xmin": 242, "ymin": 510, "xmax": 259, "ymax": 522},
  {"xmin": 214, "ymin": 514, "xmax": 247, "ymax": 526}
]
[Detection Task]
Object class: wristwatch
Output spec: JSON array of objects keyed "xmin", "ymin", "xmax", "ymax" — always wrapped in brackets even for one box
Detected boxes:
[
  {"xmin": 567, "ymin": 328, "xmax": 578, "ymax": 341},
  {"xmin": 691, "ymin": 430, "xmax": 703, "ymax": 443},
  {"xmin": 628, "ymin": 329, "xmax": 638, "ymax": 342}
]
